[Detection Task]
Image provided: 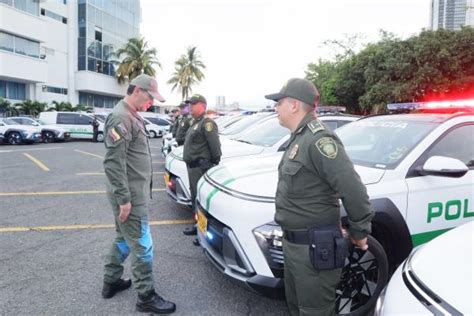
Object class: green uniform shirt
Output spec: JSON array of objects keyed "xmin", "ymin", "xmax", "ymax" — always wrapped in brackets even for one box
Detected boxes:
[
  {"xmin": 183, "ymin": 114, "xmax": 221, "ymax": 164},
  {"xmin": 275, "ymin": 113, "xmax": 373, "ymax": 240},
  {"xmin": 103, "ymin": 100, "xmax": 153, "ymax": 207},
  {"xmin": 175, "ymin": 114, "xmax": 193, "ymax": 145}
]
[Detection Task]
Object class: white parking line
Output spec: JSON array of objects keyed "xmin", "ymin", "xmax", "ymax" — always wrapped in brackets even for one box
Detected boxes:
[
  {"xmin": 0, "ymin": 146, "xmax": 63, "ymax": 153},
  {"xmin": 74, "ymin": 149, "xmax": 104, "ymax": 159}
]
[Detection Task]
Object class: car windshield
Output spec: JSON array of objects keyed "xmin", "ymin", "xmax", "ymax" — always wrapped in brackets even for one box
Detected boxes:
[
  {"xmin": 220, "ymin": 114, "xmax": 273, "ymax": 136},
  {"xmin": 234, "ymin": 117, "xmax": 289, "ymax": 147},
  {"xmin": 216, "ymin": 115, "xmax": 243, "ymax": 129},
  {"xmin": 11, "ymin": 118, "xmax": 36, "ymax": 125},
  {"xmin": 336, "ymin": 117, "xmax": 439, "ymax": 169}
]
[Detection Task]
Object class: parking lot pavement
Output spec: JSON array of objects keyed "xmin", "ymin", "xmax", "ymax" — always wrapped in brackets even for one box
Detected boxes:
[{"xmin": 0, "ymin": 139, "xmax": 288, "ymax": 315}]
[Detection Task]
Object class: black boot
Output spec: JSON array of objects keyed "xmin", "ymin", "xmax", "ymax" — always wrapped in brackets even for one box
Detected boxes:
[
  {"xmin": 136, "ymin": 291, "xmax": 176, "ymax": 314},
  {"xmin": 102, "ymin": 278, "xmax": 132, "ymax": 299},
  {"xmin": 182, "ymin": 225, "xmax": 197, "ymax": 236}
]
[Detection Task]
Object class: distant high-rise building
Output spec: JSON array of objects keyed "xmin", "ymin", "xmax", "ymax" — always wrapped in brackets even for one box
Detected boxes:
[
  {"xmin": 0, "ymin": 0, "xmax": 141, "ymax": 112},
  {"xmin": 215, "ymin": 95, "xmax": 226, "ymax": 108},
  {"xmin": 430, "ymin": 0, "xmax": 474, "ymax": 30}
]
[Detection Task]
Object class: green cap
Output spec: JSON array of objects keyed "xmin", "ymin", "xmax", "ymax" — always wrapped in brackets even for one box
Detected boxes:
[
  {"xmin": 265, "ymin": 78, "xmax": 319, "ymax": 107},
  {"xmin": 186, "ymin": 94, "xmax": 207, "ymax": 105},
  {"xmin": 130, "ymin": 74, "xmax": 165, "ymax": 102}
]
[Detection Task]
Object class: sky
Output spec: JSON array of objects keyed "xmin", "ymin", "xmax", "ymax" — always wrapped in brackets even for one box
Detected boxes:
[{"xmin": 141, "ymin": 0, "xmax": 431, "ymax": 109}]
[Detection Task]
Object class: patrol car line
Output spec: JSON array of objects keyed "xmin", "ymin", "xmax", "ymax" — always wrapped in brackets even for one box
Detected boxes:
[
  {"xmin": 164, "ymin": 114, "xmax": 359, "ymax": 206},
  {"xmin": 0, "ymin": 118, "xmax": 42, "ymax": 144},
  {"xmin": 194, "ymin": 103, "xmax": 473, "ymax": 313},
  {"xmin": 9, "ymin": 116, "xmax": 70, "ymax": 143}
]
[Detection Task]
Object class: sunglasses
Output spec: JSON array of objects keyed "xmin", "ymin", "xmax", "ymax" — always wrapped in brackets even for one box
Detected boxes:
[{"xmin": 141, "ymin": 89, "xmax": 153, "ymax": 100}]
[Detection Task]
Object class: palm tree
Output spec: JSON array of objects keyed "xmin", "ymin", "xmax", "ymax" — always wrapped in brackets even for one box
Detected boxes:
[
  {"xmin": 74, "ymin": 104, "xmax": 93, "ymax": 112},
  {"xmin": 51, "ymin": 101, "xmax": 74, "ymax": 111},
  {"xmin": 167, "ymin": 46, "xmax": 206, "ymax": 101},
  {"xmin": 0, "ymin": 97, "xmax": 17, "ymax": 117},
  {"xmin": 113, "ymin": 37, "xmax": 161, "ymax": 84}
]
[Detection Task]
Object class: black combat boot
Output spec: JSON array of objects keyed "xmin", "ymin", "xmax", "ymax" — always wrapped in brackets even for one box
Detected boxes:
[
  {"xmin": 136, "ymin": 291, "xmax": 176, "ymax": 314},
  {"xmin": 102, "ymin": 278, "xmax": 132, "ymax": 299},
  {"xmin": 182, "ymin": 225, "xmax": 197, "ymax": 236}
]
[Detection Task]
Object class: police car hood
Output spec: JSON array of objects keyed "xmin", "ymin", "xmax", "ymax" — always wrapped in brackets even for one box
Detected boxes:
[
  {"xmin": 169, "ymin": 138, "xmax": 264, "ymax": 160},
  {"xmin": 6, "ymin": 124, "xmax": 42, "ymax": 133},
  {"xmin": 407, "ymin": 222, "xmax": 473, "ymax": 313},
  {"xmin": 206, "ymin": 154, "xmax": 384, "ymax": 199}
]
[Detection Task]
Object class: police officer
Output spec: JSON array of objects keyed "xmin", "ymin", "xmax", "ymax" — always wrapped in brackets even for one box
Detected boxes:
[
  {"xmin": 169, "ymin": 103, "xmax": 184, "ymax": 138},
  {"xmin": 175, "ymin": 102, "xmax": 193, "ymax": 145},
  {"xmin": 181, "ymin": 94, "xmax": 221, "ymax": 241},
  {"xmin": 265, "ymin": 78, "xmax": 373, "ymax": 316},
  {"xmin": 102, "ymin": 74, "xmax": 176, "ymax": 314},
  {"xmin": 91, "ymin": 116, "xmax": 100, "ymax": 142}
]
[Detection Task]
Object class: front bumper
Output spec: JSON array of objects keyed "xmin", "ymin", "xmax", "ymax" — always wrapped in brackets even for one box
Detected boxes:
[
  {"xmin": 196, "ymin": 204, "xmax": 284, "ymax": 299},
  {"xmin": 164, "ymin": 170, "xmax": 192, "ymax": 206},
  {"xmin": 24, "ymin": 132, "xmax": 43, "ymax": 143}
]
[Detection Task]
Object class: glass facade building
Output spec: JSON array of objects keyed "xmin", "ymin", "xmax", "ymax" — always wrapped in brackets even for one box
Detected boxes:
[
  {"xmin": 431, "ymin": 0, "xmax": 473, "ymax": 30},
  {"xmin": 77, "ymin": 0, "xmax": 140, "ymax": 77}
]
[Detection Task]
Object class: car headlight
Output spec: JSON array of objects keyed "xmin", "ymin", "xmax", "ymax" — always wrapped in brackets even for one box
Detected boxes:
[{"xmin": 253, "ymin": 222, "xmax": 284, "ymax": 277}]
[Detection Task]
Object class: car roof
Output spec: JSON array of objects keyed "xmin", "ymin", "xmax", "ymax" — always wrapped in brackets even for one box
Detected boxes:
[{"xmin": 359, "ymin": 112, "xmax": 473, "ymax": 124}]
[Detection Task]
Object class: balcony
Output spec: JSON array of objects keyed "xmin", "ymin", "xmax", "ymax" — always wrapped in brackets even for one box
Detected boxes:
[
  {"xmin": 0, "ymin": 50, "xmax": 48, "ymax": 83},
  {"xmin": 75, "ymin": 71, "xmax": 127, "ymax": 97}
]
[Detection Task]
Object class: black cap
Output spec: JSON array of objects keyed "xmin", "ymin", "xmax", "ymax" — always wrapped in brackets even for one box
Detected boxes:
[
  {"xmin": 265, "ymin": 78, "xmax": 319, "ymax": 107},
  {"xmin": 186, "ymin": 94, "xmax": 207, "ymax": 105}
]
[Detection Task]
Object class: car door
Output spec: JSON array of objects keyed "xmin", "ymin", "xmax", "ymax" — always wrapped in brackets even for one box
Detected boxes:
[
  {"xmin": 56, "ymin": 113, "xmax": 78, "ymax": 137},
  {"xmin": 405, "ymin": 123, "xmax": 474, "ymax": 246},
  {"xmin": 74, "ymin": 114, "xmax": 93, "ymax": 139}
]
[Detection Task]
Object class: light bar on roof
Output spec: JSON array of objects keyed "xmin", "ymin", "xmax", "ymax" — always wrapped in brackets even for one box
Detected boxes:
[{"xmin": 387, "ymin": 99, "xmax": 474, "ymax": 112}]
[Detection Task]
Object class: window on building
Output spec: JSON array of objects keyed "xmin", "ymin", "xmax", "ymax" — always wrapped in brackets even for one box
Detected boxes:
[
  {"xmin": 0, "ymin": 32, "xmax": 14, "ymax": 52},
  {"xmin": 0, "ymin": 31, "xmax": 39, "ymax": 58},
  {"xmin": 0, "ymin": 80, "xmax": 26, "ymax": 100}
]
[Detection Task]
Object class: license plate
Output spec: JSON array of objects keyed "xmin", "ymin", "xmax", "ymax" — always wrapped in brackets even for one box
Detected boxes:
[
  {"xmin": 164, "ymin": 172, "xmax": 170, "ymax": 186},
  {"xmin": 197, "ymin": 210, "xmax": 207, "ymax": 234}
]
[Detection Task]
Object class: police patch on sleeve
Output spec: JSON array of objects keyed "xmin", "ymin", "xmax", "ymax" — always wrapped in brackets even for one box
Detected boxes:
[
  {"xmin": 205, "ymin": 122, "xmax": 214, "ymax": 132},
  {"xmin": 315, "ymin": 137, "xmax": 338, "ymax": 159}
]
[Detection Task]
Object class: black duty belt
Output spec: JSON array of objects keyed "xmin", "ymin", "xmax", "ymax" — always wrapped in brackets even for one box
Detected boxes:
[{"xmin": 283, "ymin": 230, "xmax": 310, "ymax": 244}]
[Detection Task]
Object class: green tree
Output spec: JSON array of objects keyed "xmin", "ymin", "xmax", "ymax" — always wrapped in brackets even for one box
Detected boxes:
[
  {"xmin": 51, "ymin": 101, "xmax": 74, "ymax": 111},
  {"xmin": 74, "ymin": 104, "xmax": 93, "ymax": 112},
  {"xmin": 113, "ymin": 37, "xmax": 161, "ymax": 84},
  {"xmin": 14, "ymin": 100, "xmax": 47, "ymax": 117},
  {"xmin": 0, "ymin": 97, "xmax": 18, "ymax": 117},
  {"xmin": 167, "ymin": 46, "xmax": 206, "ymax": 101}
]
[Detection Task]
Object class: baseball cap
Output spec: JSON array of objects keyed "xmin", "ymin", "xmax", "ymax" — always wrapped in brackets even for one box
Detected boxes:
[
  {"xmin": 130, "ymin": 74, "xmax": 166, "ymax": 103},
  {"xmin": 265, "ymin": 78, "xmax": 319, "ymax": 107},
  {"xmin": 186, "ymin": 94, "xmax": 207, "ymax": 105}
]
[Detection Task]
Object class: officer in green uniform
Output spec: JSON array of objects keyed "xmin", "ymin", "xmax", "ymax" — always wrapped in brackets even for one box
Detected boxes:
[
  {"xmin": 181, "ymin": 94, "xmax": 221, "ymax": 241},
  {"xmin": 266, "ymin": 78, "xmax": 373, "ymax": 316},
  {"xmin": 175, "ymin": 102, "xmax": 193, "ymax": 146},
  {"xmin": 169, "ymin": 102, "xmax": 184, "ymax": 138},
  {"xmin": 102, "ymin": 74, "xmax": 176, "ymax": 314}
]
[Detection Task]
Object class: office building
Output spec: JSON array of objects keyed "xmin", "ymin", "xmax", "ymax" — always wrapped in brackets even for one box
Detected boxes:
[{"xmin": 430, "ymin": 0, "xmax": 474, "ymax": 30}]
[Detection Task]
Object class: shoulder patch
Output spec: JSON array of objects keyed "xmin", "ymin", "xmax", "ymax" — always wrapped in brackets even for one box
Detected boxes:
[
  {"xmin": 205, "ymin": 122, "xmax": 214, "ymax": 132},
  {"xmin": 307, "ymin": 119, "xmax": 325, "ymax": 134},
  {"xmin": 315, "ymin": 137, "xmax": 338, "ymax": 159},
  {"xmin": 108, "ymin": 128, "xmax": 121, "ymax": 142}
]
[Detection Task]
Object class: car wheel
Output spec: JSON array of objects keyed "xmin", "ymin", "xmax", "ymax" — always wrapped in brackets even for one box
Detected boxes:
[
  {"xmin": 336, "ymin": 235, "xmax": 389, "ymax": 315},
  {"xmin": 96, "ymin": 132, "xmax": 104, "ymax": 142},
  {"xmin": 43, "ymin": 131, "xmax": 54, "ymax": 143},
  {"xmin": 7, "ymin": 132, "xmax": 22, "ymax": 145},
  {"xmin": 149, "ymin": 130, "xmax": 157, "ymax": 138}
]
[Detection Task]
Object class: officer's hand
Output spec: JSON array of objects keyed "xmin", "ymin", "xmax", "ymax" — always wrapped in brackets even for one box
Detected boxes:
[
  {"xmin": 350, "ymin": 237, "xmax": 368, "ymax": 251},
  {"xmin": 118, "ymin": 202, "xmax": 131, "ymax": 222}
]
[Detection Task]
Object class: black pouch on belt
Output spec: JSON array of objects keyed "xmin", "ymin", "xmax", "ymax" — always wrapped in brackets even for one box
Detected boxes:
[{"xmin": 308, "ymin": 225, "xmax": 348, "ymax": 270}]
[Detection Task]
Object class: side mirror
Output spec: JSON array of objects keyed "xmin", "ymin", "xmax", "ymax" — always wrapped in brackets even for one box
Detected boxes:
[{"xmin": 418, "ymin": 156, "xmax": 469, "ymax": 178}]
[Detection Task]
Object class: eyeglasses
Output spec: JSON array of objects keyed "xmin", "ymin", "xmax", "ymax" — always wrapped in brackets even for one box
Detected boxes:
[{"xmin": 141, "ymin": 89, "xmax": 153, "ymax": 100}]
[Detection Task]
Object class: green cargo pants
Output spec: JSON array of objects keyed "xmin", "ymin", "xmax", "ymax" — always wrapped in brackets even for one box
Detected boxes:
[
  {"xmin": 187, "ymin": 165, "xmax": 206, "ymax": 210},
  {"xmin": 103, "ymin": 203, "xmax": 154, "ymax": 296},
  {"xmin": 283, "ymin": 239, "xmax": 342, "ymax": 316}
]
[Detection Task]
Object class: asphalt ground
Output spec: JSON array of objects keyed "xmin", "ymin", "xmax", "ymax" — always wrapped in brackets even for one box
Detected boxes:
[{"xmin": 0, "ymin": 139, "xmax": 288, "ymax": 315}]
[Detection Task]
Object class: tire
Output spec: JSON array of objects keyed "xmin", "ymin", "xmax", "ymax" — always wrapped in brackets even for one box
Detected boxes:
[
  {"xmin": 7, "ymin": 132, "xmax": 22, "ymax": 145},
  {"xmin": 336, "ymin": 235, "xmax": 389, "ymax": 315},
  {"xmin": 96, "ymin": 132, "xmax": 104, "ymax": 142},
  {"xmin": 149, "ymin": 130, "xmax": 157, "ymax": 138},
  {"xmin": 43, "ymin": 131, "xmax": 54, "ymax": 143}
]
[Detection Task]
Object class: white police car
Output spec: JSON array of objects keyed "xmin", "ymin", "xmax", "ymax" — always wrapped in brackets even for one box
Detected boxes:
[
  {"xmin": 9, "ymin": 117, "xmax": 70, "ymax": 143},
  {"xmin": 0, "ymin": 118, "xmax": 42, "ymax": 145},
  {"xmin": 375, "ymin": 221, "xmax": 473, "ymax": 315},
  {"xmin": 164, "ymin": 114, "xmax": 358, "ymax": 206},
  {"xmin": 194, "ymin": 101, "xmax": 473, "ymax": 314}
]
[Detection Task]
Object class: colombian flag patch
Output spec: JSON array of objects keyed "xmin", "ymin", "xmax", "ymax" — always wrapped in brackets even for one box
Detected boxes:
[{"xmin": 108, "ymin": 127, "xmax": 121, "ymax": 142}]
